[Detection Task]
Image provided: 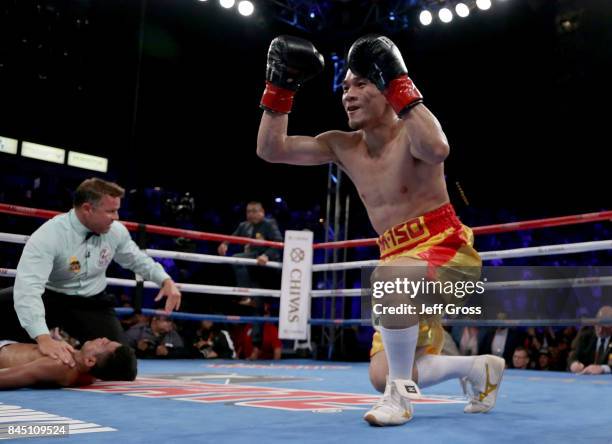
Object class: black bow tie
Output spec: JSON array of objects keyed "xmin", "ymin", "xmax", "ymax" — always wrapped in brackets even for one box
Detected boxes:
[{"xmin": 85, "ymin": 232, "xmax": 99, "ymax": 241}]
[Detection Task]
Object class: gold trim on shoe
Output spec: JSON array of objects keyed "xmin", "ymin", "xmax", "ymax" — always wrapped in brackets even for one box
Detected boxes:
[{"xmin": 478, "ymin": 363, "xmax": 499, "ymax": 402}]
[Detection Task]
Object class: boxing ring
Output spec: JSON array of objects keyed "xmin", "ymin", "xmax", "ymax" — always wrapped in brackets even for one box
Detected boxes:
[{"xmin": 1, "ymin": 203, "xmax": 611, "ymax": 443}]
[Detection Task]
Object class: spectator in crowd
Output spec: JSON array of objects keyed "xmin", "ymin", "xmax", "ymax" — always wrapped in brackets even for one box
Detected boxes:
[
  {"xmin": 525, "ymin": 327, "xmax": 557, "ymax": 360},
  {"xmin": 550, "ymin": 326, "xmax": 577, "ymax": 371},
  {"xmin": 512, "ymin": 346, "xmax": 531, "ymax": 369},
  {"xmin": 117, "ymin": 293, "xmax": 148, "ymax": 331},
  {"xmin": 217, "ymin": 201, "xmax": 283, "ymax": 286},
  {"xmin": 192, "ymin": 320, "xmax": 236, "ymax": 359},
  {"xmin": 217, "ymin": 201, "xmax": 283, "ymax": 357},
  {"xmin": 126, "ymin": 315, "xmax": 187, "ymax": 358},
  {"xmin": 569, "ymin": 306, "xmax": 612, "ymax": 375},
  {"xmin": 561, "ymin": 326, "xmax": 578, "ymax": 345},
  {"xmin": 234, "ymin": 303, "xmax": 282, "ymax": 360},
  {"xmin": 451, "ymin": 326, "xmax": 484, "ymax": 356},
  {"xmin": 480, "ymin": 327, "xmax": 525, "ymax": 367},
  {"xmin": 217, "ymin": 201, "xmax": 283, "ymax": 270},
  {"xmin": 536, "ymin": 349, "xmax": 552, "ymax": 371}
]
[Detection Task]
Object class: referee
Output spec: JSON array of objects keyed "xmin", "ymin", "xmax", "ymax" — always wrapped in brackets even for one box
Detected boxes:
[{"xmin": 9, "ymin": 178, "xmax": 181, "ymax": 367}]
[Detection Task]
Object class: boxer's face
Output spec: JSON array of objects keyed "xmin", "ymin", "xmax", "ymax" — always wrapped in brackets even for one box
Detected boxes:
[
  {"xmin": 81, "ymin": 337, "xmax": 121, "ymax": 359},
  {"xmin": 82, "ymin": 194, "xmax": 120, "ymax": 234},
  {"xmin": 342, "ymin": 70, "xmax": 389, "ymax": 130}
]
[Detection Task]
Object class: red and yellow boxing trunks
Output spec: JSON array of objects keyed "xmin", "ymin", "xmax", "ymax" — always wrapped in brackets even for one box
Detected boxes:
[{"xmin": 370, "ymin": 203, "xmax": 482, "ymax": 357}]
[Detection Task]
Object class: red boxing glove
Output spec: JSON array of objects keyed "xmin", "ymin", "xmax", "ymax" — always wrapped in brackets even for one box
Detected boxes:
[
  {"xmin": 347, "ymin": 34, "xmax": 423, "ymax": 117},
  {"xmin": 260, "ymin": 35, "xmax": 324, "ymax": 114},
  {"xmin": 384, "ymin": 75, "xmax": 423, "ymax": 117},
  {"xmin": 260, "ymin": 82, "xmax": 296, "ymax": 115}
]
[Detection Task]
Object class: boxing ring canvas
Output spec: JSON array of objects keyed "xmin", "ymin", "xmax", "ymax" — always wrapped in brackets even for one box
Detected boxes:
[{"xmin": 1, "ymin": 359, "xmax": 610, "ymax": 443}]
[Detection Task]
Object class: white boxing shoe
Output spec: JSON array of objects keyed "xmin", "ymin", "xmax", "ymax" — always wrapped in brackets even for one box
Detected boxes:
[
  {"xmin": 363, "ymin": 379, "xmax": 421, "ymax": 426},
  {"xmin": 461, "ymin": 354, "xmax": 505, "ymax": 413}
]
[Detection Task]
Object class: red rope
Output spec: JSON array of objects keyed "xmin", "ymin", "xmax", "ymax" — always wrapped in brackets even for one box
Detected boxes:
[
  {"xmin": 1, "ymin": 203, "xmax": 609, "ymax": 250},
  {"xmin": 0, "ymin": 203, "xmax": 282, "ymax": 248}
]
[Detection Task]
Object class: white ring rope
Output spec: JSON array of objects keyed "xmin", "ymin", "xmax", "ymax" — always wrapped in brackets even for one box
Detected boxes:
[
  {"xmin": 0, "ymin": 233, "xmax": 281, "ymax": 269},
  {"xmin": 145, "ymin": 249, "xmax": 282, "ymax": 269},
  {"xmin": 107, "ymin": 277, "xmax": 281, "ymax": 297},
  {"xmin": 0, "ymin": 268, "xmax": 16, "ymax": 278},
  {"xmin": 2, "ymin": 232, "xmax": 610, "ymax": 271},
  {"xmin": 312, "ymin": 239, "xmax": 612, "ymax": 272},
  {"xmin": 2, "ymin": 231, "xmax": 611, "ymax": 298},
  {"xmin": 2, "ymin": 267, "xmax": 611, "ymax": 298},
  {"xmin": 483, "ymin": 276, "xmax": 612, "ymax": 290},
  {"xmin": 478, "ymin": 239, "xmax": 612, "ymax": 260},
  {"xmin": 311, "ymin": 288, "xmax": 363, "ymax": 298},
  {"xmin": 0, "ymin": 233, "xmax": 30, "ymax": 244},
  {"xmin": 0, "ymin": 268, "xmax": 280, "ymax": 297},
  {"xmin": 312, "ymin": 260, "xmax": 379, "ymax": 272}
]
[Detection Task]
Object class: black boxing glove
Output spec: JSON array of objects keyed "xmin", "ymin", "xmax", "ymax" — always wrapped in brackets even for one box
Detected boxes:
[
  {"xmin": 260, "ymin": 35, "xmax": 325, "ymax": 114},
  {"xmin": 347, "ymin": 35, "xmax": 423, "ymax": 117}
]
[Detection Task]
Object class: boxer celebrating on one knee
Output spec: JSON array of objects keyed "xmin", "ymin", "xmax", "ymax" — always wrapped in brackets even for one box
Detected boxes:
[{"xmin": 257, "ymin": 34, "xmax": 504, "ymax": 426}]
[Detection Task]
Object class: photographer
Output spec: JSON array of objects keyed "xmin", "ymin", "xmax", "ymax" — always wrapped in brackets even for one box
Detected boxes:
[
  {"xmin": 192, "ymin": 320, "xmax": 236, "ymax": 359},
  {"xmin": 126, "ymin": 315, "xmax": 187, "ymax": 358}
]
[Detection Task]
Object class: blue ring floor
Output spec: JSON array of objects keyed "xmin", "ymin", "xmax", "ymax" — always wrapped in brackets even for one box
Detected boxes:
[{"xmin": 1, "ymin": 359, "xmax": 611, "ymax": 443}]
